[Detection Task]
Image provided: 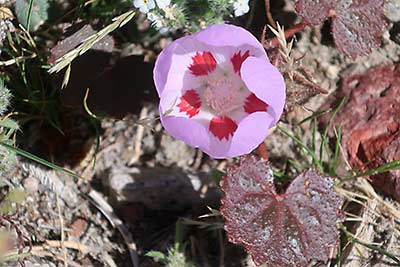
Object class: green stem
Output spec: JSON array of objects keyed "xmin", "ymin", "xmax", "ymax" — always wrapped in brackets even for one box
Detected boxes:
[
  {"xmin": 337, "ymin": 160, "xmax": 400, "ymax": 186},
  {"xmin": 26, "ymin": 0, "xmax": 35, "ymax": 31},
  {"xmin": 340, "ymin": 224, "xmax": 400, "ymax": 264},
  {"xmin": 0, "ymin": 142, "xmax": 86, "ymax": 180},
  {"xmin": 277, "ymin": 125, "xmax": 323, "ymax": 172},
  {"xmin": 2, "ymin": 252, "xmax": 31, "ymax": 262}
]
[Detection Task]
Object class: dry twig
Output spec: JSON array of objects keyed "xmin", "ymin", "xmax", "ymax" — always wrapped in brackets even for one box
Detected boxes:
[
  {"xmin": 264, "ymin": 0, "xmax": 277, "ymax": 29},
  {"xmin": 129, "ymin": 106, "xmax": 149, "ymax": 165},
  {"xmin": 87, "ymin": 190, "xmax": 139, "ymax": 267},
  {"xmin": 55, "ymin": 190, "xmax": 68, "ymax": 267}
]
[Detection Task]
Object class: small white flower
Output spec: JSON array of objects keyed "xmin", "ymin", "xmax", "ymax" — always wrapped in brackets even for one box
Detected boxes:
[
  {"xmin": 233, "ymin": 0, "xmax": 250, "ymax": 17},
  {"xmin": 156, "ymin": 0, "xmax": 171, "ymax": 10},
  {"xmin": 147, "ymin": 12, "xmax": 163, "ymax": 28},
  {"xmin": 133, "ymin": 0, "xmax": 156, "ymax": 13},
  {"xmin": 147, "ymin": 12, "xmax": 170, "ymax": 33}
]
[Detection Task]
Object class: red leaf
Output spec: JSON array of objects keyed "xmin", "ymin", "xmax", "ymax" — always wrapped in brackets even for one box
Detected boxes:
[
  {"xmin": 295, "ymin": 0, "xmax": 387, "ymax": 59},
  {"xmin": 220, "ymin": 156, "xmax": 344, "ymax": 267}
]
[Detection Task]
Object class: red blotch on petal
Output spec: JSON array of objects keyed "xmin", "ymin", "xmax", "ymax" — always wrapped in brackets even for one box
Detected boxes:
[
  {"xmin": 189, "ymin": 51, "xmax": 217, "ymax": 76},
  {"xmin": 209, "ymin": 116, "xmax": 238, "ymax": 141},
  {"xmin": 177, "ymin": 89, "xmax": 201, "ymax": 118},
  {"xmin": 244, "ymin": 93, "xmax": 268, "ymax": 114},
  {"xmin": 231, "ymin": 50, "xmax": 250, "ymax": 74}
]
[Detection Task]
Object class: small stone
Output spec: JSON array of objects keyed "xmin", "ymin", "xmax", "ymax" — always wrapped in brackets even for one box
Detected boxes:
[
  {"xmin": 385, "ymin": 0, "xmax": 400, "ymax": 22},
  {"xmin": 23, "ymin": 177, "xmax": 39, "ymax": 195},
  {"xmin": 156, "ymin": 134, "xmax": 196, "ymax": 168},
  {"xmin": 105, "ymin": 166, "xmax": 218, "ymax": 210},
  {"xmin": 70, "ymin": 217, "xmax": 88, "ymax": 238},
  {"xmin": 326, "ymin": 65, "xmax": 340, "ymax": 80}
]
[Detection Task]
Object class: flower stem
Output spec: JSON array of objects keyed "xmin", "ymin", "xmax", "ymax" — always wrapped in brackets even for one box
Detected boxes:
[
  {"xmin": 264, "ymin": 0, "xmax": 277, "ymax": 29},
  {"xmin": 257, "ymin": 142, "xmax": 269, "ymax": 160}
]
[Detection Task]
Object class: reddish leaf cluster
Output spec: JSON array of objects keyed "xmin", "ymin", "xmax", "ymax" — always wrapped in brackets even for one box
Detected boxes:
[
  {"xmin": 295, "ymin": 0, "xmax": 387, "ymax": 59},
  {"xmin": 319, "ymin": 64, "xmax": 400, "ymax": 200},
  {"xmin": 220, "ymin": 156, "xmax": 344, "ymax": 267}
]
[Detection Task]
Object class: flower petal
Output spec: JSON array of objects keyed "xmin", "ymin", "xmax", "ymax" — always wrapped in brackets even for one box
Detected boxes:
[
  {"xmin": 206, "ymin": 112, "xmax": 274, "ymax": 159},
  {"xmin": 154, "ymin": 35, "xmax": 205, "ymax": 96},
  {"xmin": 189, "ymin": 51, "xmax": 217, "ymax": 76},
  {"xmin": 209, "ymin": 116, "xmax": 238, "ymax": 141},
  {"xmin": 154, "ymin": 25, "xmax": 262, "ymax": 97},
  {"xmin": 244, "ymin": 93, "xmax": 268, "ymax": 114},
  {"xmin": 226, "ymin": 112, "xmax": 274, "ymax": 157},
  {"xmin": 158, "ymin": 74, "xmax": 204, "ymax": 120},
  {"xmin": 161, "ymin": 111, "xmax": 274, "ymax": 159},
  {"xmin": 156, "ymin": 0, "xmax": 170, "ymax": 9},
  {"xmin": 231, "ymin": 50, "xmax": 250, "ymax": 74},
  {"xmin": 241, "ymin": 57, "xmax": 285, "ymax": 124},
  {"xmin": 153, "ymin": 37, "xmax": 185, "ymax": 96},
  {"xmin": 155, "ymin": 24, "xmax": 286, "ymax": 159},
  {"xmin": 193, "ymin": 24, "xmax": 266, "ymax": 59},
  {"xmin": 157, "ymin": 38, "xmax": 214, "ymax": 100},
  {"xmin": 160, "ymin": 114, "xmax": 210, "ymax": 153},
  {"xmin": 177, "ymin": 89, "xmax": 202, "ymax": 118}
]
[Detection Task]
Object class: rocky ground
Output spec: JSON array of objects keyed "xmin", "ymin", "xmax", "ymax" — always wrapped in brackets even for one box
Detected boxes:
[{"xmin": 3, "ymin": 0, "xmax": 400, "ymax": 266}]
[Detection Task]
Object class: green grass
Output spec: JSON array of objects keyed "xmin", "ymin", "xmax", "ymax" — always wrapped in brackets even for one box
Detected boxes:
[
  {"xmin": 277, "ymin": 98, "xmax": 347, "ymax": 176},
  {"xmin": 146, "ymin": 220, "xmax": 195, "ymax": 267},
  {"xmin": 2, "ymin": 27, "xmax": 64, "ymax": 131},
  {"xmin": 278, "ymin": 106, "xmax": 400, "ymax": 183},
  {"xmin": 340, "ymin": 224, "xmax": 400, "ymax": 265},
  {"xmin": 278, "ymin": 101, "xmax": 400, "ymax": 267}
]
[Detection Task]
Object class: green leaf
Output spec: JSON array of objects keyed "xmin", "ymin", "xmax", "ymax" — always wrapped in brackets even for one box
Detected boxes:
[
  {"xmin": 277, "ymin": 125, "xmax": 324, "ymax": 172},
  {"xmin": 0, "ymin": 119, "xmax": 19, "ymax": 131},
  {"xmin": 0, "ymin": 142, "xmax": 86, "ymax": 180},
  {"xmin": 1, "ymin": 252, "xmax": 31, "ymax": 263},
  {"xmin": 210, "ymin": 169, "xmax": 225, "ymax": 184},
  {"xmin": 338, "ymin": 160, "xmax": 400, "ymax": 185},
  {"xmin": 146, "ymin": 251, "xmax": 167, "ymax": 262},
  {"xmin": 15, "ymin": 0, "xmax": 60, "ymax": 31},
  {"xmin": 319, "ymin": 98, "xmax": 345, "ymax": 163},
  {"xmin": 0, "ymin": 189, "xmax": 26, "ymax": 214},
  {"xmin": 6, "ymin": 189, "xmax": 26, "ymax": 203}
]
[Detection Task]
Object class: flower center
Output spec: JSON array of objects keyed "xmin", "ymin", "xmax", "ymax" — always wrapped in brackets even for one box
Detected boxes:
[{"xmin": 204, "ymin": 76, "xmax": 243, "ymax": 115}]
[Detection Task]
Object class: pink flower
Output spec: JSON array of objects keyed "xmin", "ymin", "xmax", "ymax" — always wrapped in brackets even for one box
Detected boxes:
[{"xmin": 154, "ymin": 24, "xmax": 286, "ymax": 158}]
